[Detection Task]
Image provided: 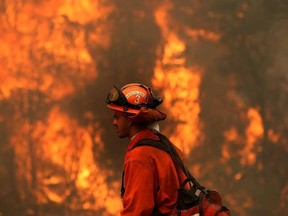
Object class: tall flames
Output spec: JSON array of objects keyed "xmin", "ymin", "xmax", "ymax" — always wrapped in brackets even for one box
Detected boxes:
[
  {"xmin": 152, "ymin": 2, "xmax": 203, "ymax": 155},
  {"xmin": 1, "ymin": 0, "xmax": 122, "ymax": 215}
]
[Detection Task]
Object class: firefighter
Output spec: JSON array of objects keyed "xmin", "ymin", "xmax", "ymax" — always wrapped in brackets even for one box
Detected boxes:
[{"xmin": 106, "ymin": 83, "xmax": 186, "ymax": 216}]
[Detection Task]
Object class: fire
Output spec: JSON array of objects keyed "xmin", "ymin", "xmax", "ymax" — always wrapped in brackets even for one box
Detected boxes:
[
  {"xmin": 152, "ymin": 2, "xmax": 203, "ymax": 155},
  {"xmin": 241, "ymin": 107, "xmax": 264, "ymax": 166},
  {"xmin": 0, "ymin": 0, "xmax": 116, "ymax": 101},
  {"xmin": 1, "ymin": 0, "xmax": 120, "ymax": 214},
  {"xmin": 153, "ymin": 66, "xmax": 202, "ymax": 155},
  {"xmin": 222, "ymin": 108, "xmax": 264, "ymax": 167},
  {"xmin": 11, "ymin": 106, "xmax": 121, "ymax": 214}
]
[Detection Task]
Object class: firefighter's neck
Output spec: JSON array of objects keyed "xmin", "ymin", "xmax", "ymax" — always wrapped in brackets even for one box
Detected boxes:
[{"xmin": 129, "ymin": 124, "xmax": 147, "ymax": 140}]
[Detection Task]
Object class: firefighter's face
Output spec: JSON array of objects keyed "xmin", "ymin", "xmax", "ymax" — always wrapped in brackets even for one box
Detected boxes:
[{"xmin": 112, "ymin": 111, "xmax": 132, "ymax": 138}]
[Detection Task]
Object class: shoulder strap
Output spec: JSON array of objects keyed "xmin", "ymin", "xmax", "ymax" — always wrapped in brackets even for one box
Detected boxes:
[{"xmin": 133, "ymin": 133, "xmax": 208, "ymax": 195}]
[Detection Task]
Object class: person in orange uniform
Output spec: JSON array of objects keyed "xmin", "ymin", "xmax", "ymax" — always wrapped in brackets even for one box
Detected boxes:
[{"xmin": 106, "ymin": 83, "xmax": 187, "ymax": 216}]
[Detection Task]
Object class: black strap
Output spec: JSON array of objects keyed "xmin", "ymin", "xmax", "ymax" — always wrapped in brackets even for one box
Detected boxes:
[
  {"xmin": 199, "ymin": 193, "xmax": 204, "ymax": 216},
  {"xmin": 121, "ymin": 171, "xmax": 125, "ymax": 198},
  {"xmin": 133, "ymin": 133, "xmax": 209, "ymax": 195}
]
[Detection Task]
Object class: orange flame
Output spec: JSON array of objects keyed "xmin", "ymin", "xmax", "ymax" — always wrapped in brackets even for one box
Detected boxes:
[
  {"xmin": 241, "ymin": 107, "xmax": 264, "ymax": 166},
  {"xmin": 0, "ymin": 0, "xmax": 116, "ymax": 101},
  {"xmin": 1, "ymin": 1, "xmax": 120, "ymax": 214},
  {"xmin": 222, "ymin": 108, "xmax": 264, "ymax": 168},
  {"xmin": 11, "ymin": 106, "xmax": 121, "ymax": 213},
  {"xmin": 152, "ymin": 2, "xmax": 203, "ymax": 155}
]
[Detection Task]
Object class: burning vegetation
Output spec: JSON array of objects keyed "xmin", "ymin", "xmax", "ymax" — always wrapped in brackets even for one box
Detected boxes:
[{"xmin": 0, "ymin": 0, "xmax": 288, "ymax": 215}]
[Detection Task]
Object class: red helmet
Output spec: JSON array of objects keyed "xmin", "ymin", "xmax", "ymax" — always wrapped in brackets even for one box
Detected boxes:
[{"xmin": 106, "ymin": 83, "xmax": 162, "ymax": 114}]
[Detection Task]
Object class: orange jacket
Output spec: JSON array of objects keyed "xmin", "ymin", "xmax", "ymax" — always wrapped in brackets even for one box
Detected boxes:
[{"xmin": 121, "ymin": 129, "xmax": 187, "ymax": 216}]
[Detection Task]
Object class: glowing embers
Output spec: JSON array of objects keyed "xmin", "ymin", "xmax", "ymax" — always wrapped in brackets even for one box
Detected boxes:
[{"xmin": 185, "ymin": 28, "xmax": 221, "ymax": 42}]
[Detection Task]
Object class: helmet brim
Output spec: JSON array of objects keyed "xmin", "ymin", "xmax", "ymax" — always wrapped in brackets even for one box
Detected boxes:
[
  {"xmin": 106, "ymin": 104, "xmax": 140, "ymax": 114},
  {"xmin": 128, "ymin": 107, "xmax": 167, "ymax": 123}
]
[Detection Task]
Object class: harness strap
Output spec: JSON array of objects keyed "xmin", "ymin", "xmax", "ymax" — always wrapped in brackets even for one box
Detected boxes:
[{"xmin": 135, "ymin": 133, "xmax": 208, "ymax": 195}]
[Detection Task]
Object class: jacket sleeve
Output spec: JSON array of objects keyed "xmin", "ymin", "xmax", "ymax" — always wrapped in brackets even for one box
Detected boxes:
[{"xmin": 121, "ymin": 159, "xmax": 158, "ymax": 216}]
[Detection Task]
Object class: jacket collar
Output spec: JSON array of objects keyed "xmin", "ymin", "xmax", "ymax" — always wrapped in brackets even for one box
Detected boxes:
[{"xmin": 127, "ymin": 129, "xmax": 159, "ymax": 152}]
